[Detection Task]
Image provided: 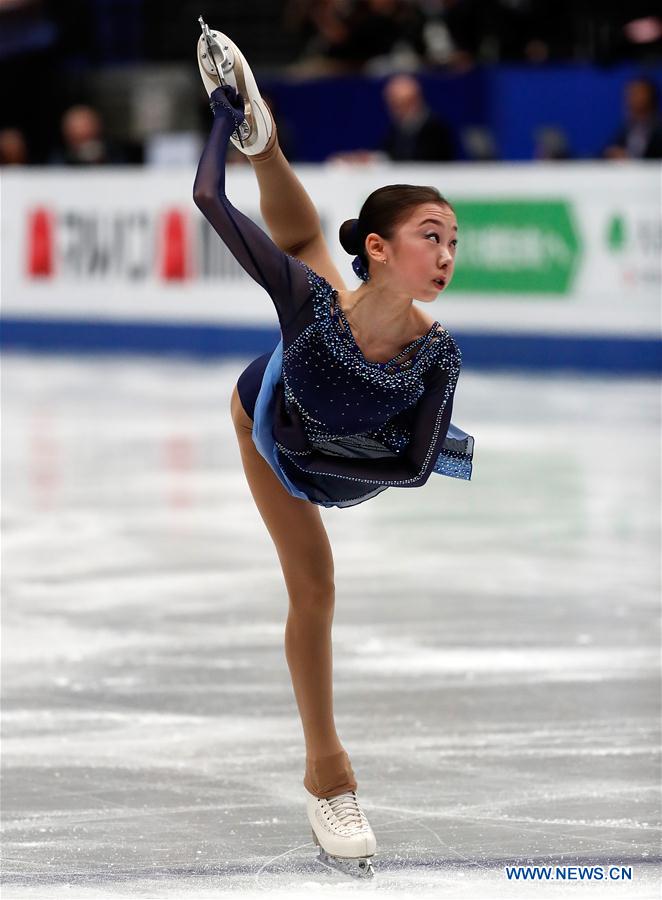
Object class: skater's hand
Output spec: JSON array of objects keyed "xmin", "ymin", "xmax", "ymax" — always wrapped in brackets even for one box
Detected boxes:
[{"xmin": 209, "ymin": 84, "xmax": 246, "ymax": 129}]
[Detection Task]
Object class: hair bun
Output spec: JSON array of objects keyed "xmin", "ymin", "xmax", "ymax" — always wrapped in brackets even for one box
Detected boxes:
[{"xmin": 339, "ymin": 218, "xmax": 361, "ymax": 256}]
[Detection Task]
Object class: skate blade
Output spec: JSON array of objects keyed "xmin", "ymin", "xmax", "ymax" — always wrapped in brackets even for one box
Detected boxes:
[
  {"xmin": 311, "ymin": 828, "xmax": 375, "ymax": 878},
  {"xmin": 317, "ymin": 848, "xmax": 375, "ymax": 878},
  {"xmin": 198, "ymin": 35, "xmax": 231, "ymax": 84},
  {"xmin": 198, "ymin": 17, "xmax": 231, "ymax": 81}
]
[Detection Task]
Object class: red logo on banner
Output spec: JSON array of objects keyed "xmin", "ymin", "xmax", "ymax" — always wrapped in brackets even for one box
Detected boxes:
[
  {"xmin": 27, "ymin": 208, "xmax": 53, "ymax": 277},
  {"xmin": 160, "ymin": 209, "xmax": 189, "ymax": 280}
]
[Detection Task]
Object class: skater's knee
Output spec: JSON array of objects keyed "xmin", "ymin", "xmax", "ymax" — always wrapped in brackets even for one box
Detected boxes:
[
  {"xmin": 284, "ymin": 572, "xmax": 335, "ymax": 616},
  {"xmin": 279, "ymin": 536, "xmax": 335, "ymax": 610}
]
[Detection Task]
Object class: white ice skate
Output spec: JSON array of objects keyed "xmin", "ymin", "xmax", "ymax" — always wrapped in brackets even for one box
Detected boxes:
[
  {"xmin": 196, "ymin": 16, "xmax": 274, "ymax": 156},
  {"xmin": 306, "ymin": 786, "xmax": 376, "ymax": 878}
]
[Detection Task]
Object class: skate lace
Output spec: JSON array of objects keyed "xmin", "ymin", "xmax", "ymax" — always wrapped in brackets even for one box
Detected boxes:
[{"xmin": 323, "ymin": 791, "xmax": 367, "ymax": 833}]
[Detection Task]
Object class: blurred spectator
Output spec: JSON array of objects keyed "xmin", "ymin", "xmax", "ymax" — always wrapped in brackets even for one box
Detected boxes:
[
  {"xmin": 381, "ymin": 73, "xmax": 455, "ymax": 160},
  {"xmin": 325, "ymin": 71, "xmax": 455, "ymax": 164},
  {"xmin": 0, "ymin": 128, "xmax": 28, "ymax": 165},
  {"xmin": 50, "ymin": 105, "xmax": 127, "ymax": 165},
  {"xmin": 534, "ymin": 125, "xmax": 572, "ymax": 160},
  {"xmin": 286, "ymin": 0, "xmax": 426, "ymax": 75},
  {"xmin": 604, "ymin": 78, "xmax": 662, "ymax": 160},
  {"xmin": 460, "ymin": 125, "xmax": 498, "ymax": 161}
]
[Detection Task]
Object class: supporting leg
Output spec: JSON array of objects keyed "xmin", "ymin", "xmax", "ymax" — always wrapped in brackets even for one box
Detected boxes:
[{"xmin": 230, "ymin": 385, "xmax": 355, "ymax": 796}]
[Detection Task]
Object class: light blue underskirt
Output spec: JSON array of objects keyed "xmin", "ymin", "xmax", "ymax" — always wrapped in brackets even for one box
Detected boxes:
[
  {"xmin": 251, "ymin": 338, "xmax": 310, "ymax": 500},
  {"xmin": 251, "ymin": 337, "xmax": 473, "ymax": 501}
]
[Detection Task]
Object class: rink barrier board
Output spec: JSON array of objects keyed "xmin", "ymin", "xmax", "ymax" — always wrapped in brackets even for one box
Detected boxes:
[
  {"xmin": 2, "ymin": 163, "xmax": 660, "ymax": 343},
  {"xmin": 1, "ymin": 317, "xmax": 660, "ymax": 375}
]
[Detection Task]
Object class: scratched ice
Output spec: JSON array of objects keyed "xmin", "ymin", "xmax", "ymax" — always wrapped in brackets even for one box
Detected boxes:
[{"xmin": 1, "ymin": 353, "xmax": 660, "ymax": 900}]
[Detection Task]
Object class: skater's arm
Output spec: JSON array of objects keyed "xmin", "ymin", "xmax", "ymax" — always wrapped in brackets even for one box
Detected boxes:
[
  {"xmin": 193, "ymin": 85, "xmax": 311, "ymax": 329},
  {"xmin": 295, "ymin": 349, "xmax": 461, "ymax": 487}
]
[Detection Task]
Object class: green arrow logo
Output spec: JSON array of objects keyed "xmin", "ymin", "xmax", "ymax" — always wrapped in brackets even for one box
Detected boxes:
[{"xmin": 450, "ymin": 201, "xmax": 582, "ymax": 294}]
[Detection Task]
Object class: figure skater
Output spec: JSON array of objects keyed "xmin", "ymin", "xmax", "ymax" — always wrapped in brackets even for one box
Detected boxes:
[{"xmin": 194, "ymin": 19, "xmax": 473, "ymax": 879}]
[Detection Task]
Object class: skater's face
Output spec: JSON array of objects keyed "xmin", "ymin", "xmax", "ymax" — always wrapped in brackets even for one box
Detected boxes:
[{"xmin": 367, "ymin": 203, "xmax": 458, "ymax": 301}]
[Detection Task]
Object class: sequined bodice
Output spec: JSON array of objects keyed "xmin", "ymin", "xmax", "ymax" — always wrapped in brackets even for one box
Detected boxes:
[{"xmin": 281, "ymin": 263, "xmax": 457, "ymax": 452}]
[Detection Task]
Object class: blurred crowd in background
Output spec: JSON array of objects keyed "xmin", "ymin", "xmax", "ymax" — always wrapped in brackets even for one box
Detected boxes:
[{"xmin": 1, "ymin": 0, "xmax": 662, "ymax": 166}]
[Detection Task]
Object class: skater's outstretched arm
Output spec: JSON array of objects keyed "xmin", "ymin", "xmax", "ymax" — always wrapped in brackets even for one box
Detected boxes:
[
  {"xmin": 292, "ymin": 349, "xmax": 460, "ymax": 488},
  {"xmin": 193, "ymin": 85, "xmax": 311, "ymax": 330}
]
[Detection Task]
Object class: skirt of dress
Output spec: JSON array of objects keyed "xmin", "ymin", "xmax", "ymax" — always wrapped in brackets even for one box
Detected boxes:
[{"xmin": 236, "ymin": 340, "xmax": 474, "ymax": 507}]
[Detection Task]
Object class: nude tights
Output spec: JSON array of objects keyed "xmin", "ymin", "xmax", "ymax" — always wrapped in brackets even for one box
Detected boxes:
[{"xmin": 229, "ymin": 121, "xmax": 357, "ymax": 800}]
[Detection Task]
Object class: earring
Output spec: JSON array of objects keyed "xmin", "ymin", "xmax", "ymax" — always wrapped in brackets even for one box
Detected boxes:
[{"xmin": 382, "ymin": 259, "xmax": 387, "ymax": 264}]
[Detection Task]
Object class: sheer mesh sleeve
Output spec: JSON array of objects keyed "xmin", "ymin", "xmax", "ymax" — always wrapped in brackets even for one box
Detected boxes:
[
  {"xmin": 295, "ymin": 361, "xmax": 458, "ymax": 487},
  {"xmin": 192, "ymin": 100, "xmax": 311, "ymax": 331}
]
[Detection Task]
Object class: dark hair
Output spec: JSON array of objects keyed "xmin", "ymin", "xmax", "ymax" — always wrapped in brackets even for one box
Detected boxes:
[{"xmin": 339, "ymin": 184, "xmax": 453, "ymax": 277}]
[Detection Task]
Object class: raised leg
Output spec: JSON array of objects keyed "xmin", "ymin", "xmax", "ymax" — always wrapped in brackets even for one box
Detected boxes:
[
  {"xmin": 250, "ymin": 120, "xmax": 348, "ymax": 291},
  {"xmin": 230, "ymin": 384, "xmax": 357, "ymax": 797}
]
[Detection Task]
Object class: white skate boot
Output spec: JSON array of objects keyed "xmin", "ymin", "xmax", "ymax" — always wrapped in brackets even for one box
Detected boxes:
[
  {"xmin": 196, "ymin": 16, "xmax": 274, "ymax": 156},
  {"xmin": 306, "ymin": 786, "xmax": 376, "ymax": 878}
]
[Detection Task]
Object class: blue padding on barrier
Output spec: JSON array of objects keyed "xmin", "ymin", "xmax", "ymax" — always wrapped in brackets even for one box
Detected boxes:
[
  {"xmin": 0, "ymin": 317, "xmax": 660, "ymax": 374},
  {"xmin": 455, "ymin": 331, "xmax": 662, "ymax": 374},
  {"xmin": 0, "ymin": 318, "xmax": 279, "ymax": 359}
]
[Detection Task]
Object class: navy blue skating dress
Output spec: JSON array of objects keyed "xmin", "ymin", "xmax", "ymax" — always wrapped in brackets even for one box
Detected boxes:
[{"xmin": 193, "ymin": 94, "xmax": 474, "ymax": 509}]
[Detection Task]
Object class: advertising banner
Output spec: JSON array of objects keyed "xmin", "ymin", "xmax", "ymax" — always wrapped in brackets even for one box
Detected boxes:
[{"xmin": 1, "ymin": 163, "xmax": 660, "ymax": 340}]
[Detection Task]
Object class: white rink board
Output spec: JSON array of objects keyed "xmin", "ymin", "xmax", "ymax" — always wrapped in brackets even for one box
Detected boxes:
[{"xmin": 1, "ymin": 162, "xmax": 660, "ymax": 336}]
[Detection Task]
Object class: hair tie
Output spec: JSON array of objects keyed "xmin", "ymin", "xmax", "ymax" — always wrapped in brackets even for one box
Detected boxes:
[
  {"xmin": 350, "ymin": 219, "xmax": 370, "ymax": 281},
  {"xmin": 352, "ymin": 256, "xmax": 370, "ymax": 282}
]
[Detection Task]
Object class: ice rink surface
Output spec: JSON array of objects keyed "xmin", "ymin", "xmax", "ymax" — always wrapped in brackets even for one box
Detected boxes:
[{"xmin": 1, "ymin": 353, "xmax": 660, "ymax": 900}]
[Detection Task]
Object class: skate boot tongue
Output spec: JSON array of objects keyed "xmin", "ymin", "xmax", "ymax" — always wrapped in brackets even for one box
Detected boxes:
[{"xmin": 325, "ymin": 791, "xmax": 366, "ymax": 833}]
